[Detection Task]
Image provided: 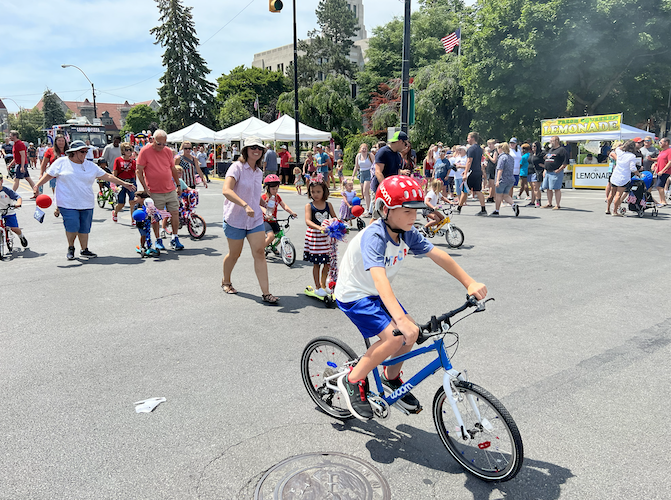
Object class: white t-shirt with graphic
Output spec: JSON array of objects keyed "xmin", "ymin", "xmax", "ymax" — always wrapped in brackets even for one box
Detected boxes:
[{"xmin": 334, "ymin": 219, "xmax": 433, "ymax": 303}]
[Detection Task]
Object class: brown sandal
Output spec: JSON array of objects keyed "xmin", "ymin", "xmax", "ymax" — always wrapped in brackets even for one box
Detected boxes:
[
  {"xmin": 262, "ymin": 293, "xmax": 280, "ymax": 305},
  {"xmin": 221, "ymin": 281, "xmax": 238, "ymax": 294}
]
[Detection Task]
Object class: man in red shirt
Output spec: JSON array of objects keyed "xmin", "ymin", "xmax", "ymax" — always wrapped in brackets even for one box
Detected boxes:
[
  {"xmin": 653, "ymin": 138, "xmax": 671, "ymax": 206},
  {"xmin": 7, "ymin": 130, "xmax": 36, "ymax": 196},
  {"xmin": 278, "ymin": 145, "xmax": 292, "ymax": 185},
  {"xmin": 136, "ymin": 129, "xmax": 184, "ymax": 251}
]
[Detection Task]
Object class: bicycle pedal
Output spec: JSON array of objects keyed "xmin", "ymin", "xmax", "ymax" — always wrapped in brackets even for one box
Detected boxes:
[{"xmin": 407, "ymin": 405, "xmax": 423, "ymax": 415}]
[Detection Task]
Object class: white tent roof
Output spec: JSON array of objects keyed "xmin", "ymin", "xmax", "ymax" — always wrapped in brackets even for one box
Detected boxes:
[
  {"xmin": 166, "ymin": 122, "xmax": 220, "ymax": 143},
  {"xmin": 541, "ymin": 123, "xmax": 652, "ymax": 142},
  {"xmin": 214, "ymin": 117, "xmax": 268, "ymax": 142},
  {"xmin": 253, "ymin": 114, "xmax": 331, "ymax": 142}
]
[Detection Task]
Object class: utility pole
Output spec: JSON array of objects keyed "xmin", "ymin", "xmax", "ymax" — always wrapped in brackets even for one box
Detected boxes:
[
  {"xmin": 293, "ymin": 0, "xmax": 300, "ymax": 161},
  {"xmin": 400, "ymin": 0, "xmax": 411, "ymax": 134}
]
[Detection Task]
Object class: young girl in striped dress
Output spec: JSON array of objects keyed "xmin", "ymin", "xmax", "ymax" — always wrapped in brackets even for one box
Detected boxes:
[{"xmin": 303, "ymin": 176, "xmax": 337, "ymax": 297}]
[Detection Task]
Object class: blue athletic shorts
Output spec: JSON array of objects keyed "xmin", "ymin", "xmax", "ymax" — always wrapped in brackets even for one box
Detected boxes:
[
  {"xmin": 2, "ymin": 213, "xmax": 19, "ymax": 228},
  {"xmin": 222, "ymin": 221, "xmax": 264, "ymax": 240},
  {"xmin": 336, "ymin": 295, "xmax": 407, "ymax": 339},
  {"xmin": 513, "ymin": 174, "xmax": 520, "ymax": 186},
  {"xmin": 59, "ymin": 207, "xmax": 94, "ymax": 234}
]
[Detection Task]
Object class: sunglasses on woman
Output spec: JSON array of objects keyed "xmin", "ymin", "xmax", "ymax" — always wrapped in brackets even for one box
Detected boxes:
[{"xmin": 248, "ymin": 145, "xmax": 264, "ymax": 151}]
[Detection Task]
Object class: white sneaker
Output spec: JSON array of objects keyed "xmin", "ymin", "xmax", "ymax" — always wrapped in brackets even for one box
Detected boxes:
[{"xmin": 316, "ymin": 288, "xmax": 328, "ymax": 297}]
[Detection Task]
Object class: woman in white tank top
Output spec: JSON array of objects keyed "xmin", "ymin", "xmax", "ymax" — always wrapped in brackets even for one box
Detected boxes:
[{"xmin": 351, "ymin": 143, "xmax": 374, "ymax": 216}]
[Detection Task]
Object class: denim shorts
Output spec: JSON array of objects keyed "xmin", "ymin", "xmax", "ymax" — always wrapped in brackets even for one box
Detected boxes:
[
  {"xmin": 336, "ymin": 295, "xmax": 407, "ymax": 339},
  {"xmin": 223, "ymin": 222, "xmax": 264, "ymax": 240},
  {"xmin": 117, "ymin": 179, "xmax": 136, "ymax": 204},
  {"xmin": 542, "ymin": 171, "xmax": 563, "ymax": 190},
  {"xmin": 495, "ymin": 182, "xmax": 514, "ymax": 194},
  {"xmin": 59, "ymin": 207, "xmax": 94, "ymax": 234},
  {"xmin": 359, "ymin": 169, "xmax": 371, "ymax": 183}
]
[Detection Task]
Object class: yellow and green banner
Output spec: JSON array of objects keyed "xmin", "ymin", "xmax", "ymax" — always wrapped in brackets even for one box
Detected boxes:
[{"xmin": 541, "ymin": 114, "xmax": 622, "ymax": 140}]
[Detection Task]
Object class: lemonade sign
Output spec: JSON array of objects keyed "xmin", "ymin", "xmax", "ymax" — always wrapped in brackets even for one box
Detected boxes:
[{"xmin": 542, "ymin": 114, "xmax": 622, "ymax": 138}]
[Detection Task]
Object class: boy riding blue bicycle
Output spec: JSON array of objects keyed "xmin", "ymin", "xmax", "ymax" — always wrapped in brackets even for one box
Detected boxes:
[
  {"xmin": 0, "ymin": 173, "xmax": 29, "ymax": 248},
  {"xmin": 334, "ymin": 175, "xmax": 487, "ymax": 420}
]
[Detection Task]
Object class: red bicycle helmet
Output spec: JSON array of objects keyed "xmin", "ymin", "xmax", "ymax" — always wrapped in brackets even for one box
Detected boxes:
[
  {"xmin": 375, "ymin": 175, "xmax": 426, "ymax": 211},
  {"xmin": 264, "ymin": 174, "xmax": 281, "ymax": 185}
]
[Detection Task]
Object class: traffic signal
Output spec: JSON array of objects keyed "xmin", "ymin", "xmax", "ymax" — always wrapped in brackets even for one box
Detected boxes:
[{"xmin": 269, "ymin": 0, "xmax": 283, "ymax": 13}]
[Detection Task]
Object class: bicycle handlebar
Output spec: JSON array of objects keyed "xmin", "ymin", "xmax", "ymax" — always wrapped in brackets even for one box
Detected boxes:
[
  {"xmin": 393, "ymin": 294, "xmax": 494, "ymax": 345},
  {"xmin": 0, "ymin": 204, "xmax": 19, "ymax": 215}
]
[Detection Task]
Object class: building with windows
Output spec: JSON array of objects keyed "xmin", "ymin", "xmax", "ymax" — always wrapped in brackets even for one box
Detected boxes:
[{"xmin": 252, "ymin": 0, "xmax": 368, "ymax": 79}]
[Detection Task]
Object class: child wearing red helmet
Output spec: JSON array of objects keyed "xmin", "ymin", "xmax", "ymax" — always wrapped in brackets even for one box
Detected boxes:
[
  {"xmin": 262, "ymin": 174, "xmax": 297, "ymax": 250},
  {"xmin": 334, "ymin": 175, "xmax": 487, "ymax": 420}
]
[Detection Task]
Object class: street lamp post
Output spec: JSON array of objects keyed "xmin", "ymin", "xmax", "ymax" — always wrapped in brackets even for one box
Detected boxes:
[
  {"xmin": 400, "ymin": 0, "xmax": 411, "ymax": 134},
  {"xmin": 61, "ymin": 64, "xmax": 97, "ymax": 119}
]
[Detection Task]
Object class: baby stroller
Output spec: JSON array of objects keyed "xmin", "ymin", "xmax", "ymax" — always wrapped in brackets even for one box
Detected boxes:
[{"xmin": 626, "ymin": 172, "xmax": 658, "ymax": 218}]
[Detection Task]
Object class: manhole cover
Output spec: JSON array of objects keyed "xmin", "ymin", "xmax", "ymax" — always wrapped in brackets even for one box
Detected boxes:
[{"xmin": 254, "ymin": 452, "xmax": 391, "ymax": 500}]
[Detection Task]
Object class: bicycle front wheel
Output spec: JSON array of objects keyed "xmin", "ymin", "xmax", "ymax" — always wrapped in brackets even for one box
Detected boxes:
[
  {"xmin": 280, "ymin": 239, "xmax": 296, "ymax": 267},
  {"xmin": 0, "ymin": 230, "xmax": 6, "ymax": 259},
  {"xmin": 97, "ymin": 192, "xmax": 105, "ymax": 208},
  {"xmin": 445, "ymin": 225, "xmax": 464, "ymax": 248},
  {"xmin": 187, "ymin": 214, "xmax": 206, "ymax": 239},
  {"xmin": 301, "ymin": 337, "xmax": 357, "ymax": 420},
  {"xmin": 433, "ymin": 381, "xmax": 523, "ymax": 482}
]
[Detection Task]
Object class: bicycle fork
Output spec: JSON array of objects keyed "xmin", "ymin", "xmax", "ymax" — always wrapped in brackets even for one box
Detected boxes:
[{"xmin": 443, "ymin": 369, "xmax": 485, "ymax": 441}]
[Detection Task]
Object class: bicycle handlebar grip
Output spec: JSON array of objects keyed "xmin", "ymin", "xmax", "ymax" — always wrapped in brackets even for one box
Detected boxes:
[{"xmin": 392, "ymin": 329, "xmax": 403, "ymax": 336}]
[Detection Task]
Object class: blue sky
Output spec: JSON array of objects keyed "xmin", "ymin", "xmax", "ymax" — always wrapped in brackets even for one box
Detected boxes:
[{"xmin": 1, "ymin": 0, "xmax": 420, "ymax": 113}]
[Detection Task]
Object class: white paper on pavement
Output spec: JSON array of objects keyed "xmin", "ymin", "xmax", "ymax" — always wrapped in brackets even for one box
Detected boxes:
[{"xmin": 134, "ymin": 397, "xmax": 167, "ymax": 413}]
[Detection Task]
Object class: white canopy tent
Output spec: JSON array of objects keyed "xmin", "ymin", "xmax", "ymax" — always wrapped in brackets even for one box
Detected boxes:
[
  {"xmin": 166, "ymin": 122, "xmax": 220, "ymax": 144},
  {"xmin": 541, "ymin": 123, "xmax": 652, "ymax": 143},
  {"xmin": 214, "ymin": 117, "xmax": 268, "ymax": 142},
  {"xmin": 253, "ymin": 114, "xmax": 331, "ymax": 142}
]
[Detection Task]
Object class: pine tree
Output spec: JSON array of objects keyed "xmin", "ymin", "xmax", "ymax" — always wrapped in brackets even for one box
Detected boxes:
[
  {"xmin": 150, "ymin": 0, "xmax": 216, "ymax": 130},
  {"xmin": 42, "ymin": 89, "xmax": 66, "ymax": 129}
]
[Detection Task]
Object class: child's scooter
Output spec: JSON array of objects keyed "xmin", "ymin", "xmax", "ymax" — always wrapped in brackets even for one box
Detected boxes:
[{"xmin": 304, "ymin": 285, "xmax": 336, "ymax": 308}]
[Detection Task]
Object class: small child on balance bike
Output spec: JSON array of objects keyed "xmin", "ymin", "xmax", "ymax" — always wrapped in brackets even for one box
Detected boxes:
[{"xmin": 334, "ymin": 175, "xmax": 487, "ymax": 420}]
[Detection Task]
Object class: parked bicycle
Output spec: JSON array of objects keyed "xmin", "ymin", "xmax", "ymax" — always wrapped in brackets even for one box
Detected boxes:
[
  {"xmin": 301, "ymin": 295, "xmax": 523, "ymax": 482},
  {"xmin": 265, "ymin": 216, "xmax": 297, "ymax": 267},
  {"xmin": 162, "ymin": 190, "xmax": 206, "ymax": 239},
  {"xmin": 96, "ymin": 180, "xmax": 117, "ymax": 209},
  {"xmin": 414, "ymin": 205, "xmax": 464, "ymax": 248}
]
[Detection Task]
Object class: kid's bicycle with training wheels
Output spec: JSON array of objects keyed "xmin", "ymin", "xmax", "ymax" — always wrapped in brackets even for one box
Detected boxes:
[
  {"xmin": 265, "ymin": 215, "xmax": 297, "ymax": 267},
  {"xmin": 162, "ymin": 190, "xmax": 206, "ymax": 239},
  {"xmin": 0, "ymin": 205, "xmax": 17, "ymax": 260},
  {"xmin": 414, "ymin": 205, "xmax": 464, "ymax": 248},
  {"xmin": 301, "ymin": 295, "xmax": 524, "ymax": 482},
  {"xmin": 97, "ymin": 180, "xmax": 117, "ymax": 209}
]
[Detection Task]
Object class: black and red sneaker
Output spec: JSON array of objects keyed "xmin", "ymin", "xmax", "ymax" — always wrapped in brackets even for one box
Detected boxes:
[
  {"xmin": 337, "ymin": 371, "xmax": 373, "ymax": 420},
  {"xmin": 382, "ymin": 370, "xmax": 421, "ymax": 411}
]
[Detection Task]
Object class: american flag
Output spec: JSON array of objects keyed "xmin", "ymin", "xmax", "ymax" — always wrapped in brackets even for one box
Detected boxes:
[
  {"xmin": 253, "ymin": 96, "xmax": 259, "ymax": 111},
  {"xmin": 441, "ymin": 28, "xmax": 461, "ymax": 54}
]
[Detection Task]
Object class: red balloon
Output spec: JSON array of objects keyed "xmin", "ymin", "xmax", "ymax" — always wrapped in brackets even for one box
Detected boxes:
[
  {"xmin": 36, "ymin": 194, "xmax": 52, "ymax": 209},
  {"xmin": 351, "ymin": 205, "xmax": 364, "ymax": 217}
]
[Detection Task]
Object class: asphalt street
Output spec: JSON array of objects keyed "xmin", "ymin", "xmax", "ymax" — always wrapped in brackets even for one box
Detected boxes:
[{"xmin": 1, "ymin": 162, "xmax": 670, "ymax": 500}]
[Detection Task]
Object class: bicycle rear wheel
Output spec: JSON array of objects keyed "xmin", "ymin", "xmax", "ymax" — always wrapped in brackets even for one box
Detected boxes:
[
  {"xmin": 433, "ymin": 381, "xmax": 523, "ymax": 482},
  {"xmin": 187, "ymin": 214, "xmax": 206, "ymax": 239},
  {"xmin": 280, "ymin": 239, "xmax": 296, "ymax": 267},
  {"xmin": 301, "ymin": 337, "xmax": 357, "ymax": 420},
  {"xmin": 6, "ymin": 232, "xmax": 13, "ymax": 252},
  {"xmin": 413, "ymin": 222, "xmax": 429, "ymax": 237}
]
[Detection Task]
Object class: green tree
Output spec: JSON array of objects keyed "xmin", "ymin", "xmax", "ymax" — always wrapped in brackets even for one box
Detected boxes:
[
  {"xmin": 463, "ymin": 0, "xmax": 671, "ymax": 138},
  {"xmin": 356, "ymin": 0, "xmax": 463, "ymax": 110},
  {"xmin": 277, "ymin": 76, "xmax": 361, "ymax": 137},
  {"xmin": 122, "ymin": 104, "xmax": 159, "ymax": 133},
  {"xmin": 411, "ymin": 58, "xmax": 471, "ymax": 149},
  {"xmin": 218, "ymin": 95, "xmax": 251, "ymax": 129},
  {"xmin": 151, "ymin": 0, "xmax": 216, "ymax": 130},
  {"xmin": 294, "ymin": 0, "xmax": 360, "ymax": 86},
  {"xmin": 216, "ymin": 66, "xmax": 289, "ymax": 122},
  {"xmin": 42, "ymin": 89, "xmax": 66, "ymax": 129},
  {"xmin": 8, "ymin": 108, "xmax": 44, "ymax": 144}
]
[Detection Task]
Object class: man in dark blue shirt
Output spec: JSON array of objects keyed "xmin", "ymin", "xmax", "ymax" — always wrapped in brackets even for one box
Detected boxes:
[
  {"xmin": 459, "ymin": 131, "xmax": 487, "ymax": 215},
  {"xmin": 372, "ymin": 131, "xmax": 410, "ymax": 192}
]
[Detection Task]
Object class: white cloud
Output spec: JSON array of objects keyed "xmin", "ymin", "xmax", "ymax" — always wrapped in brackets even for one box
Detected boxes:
[{"xmin": 1, "ymin": 0, "xmax": 417, "ymax": 113}]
